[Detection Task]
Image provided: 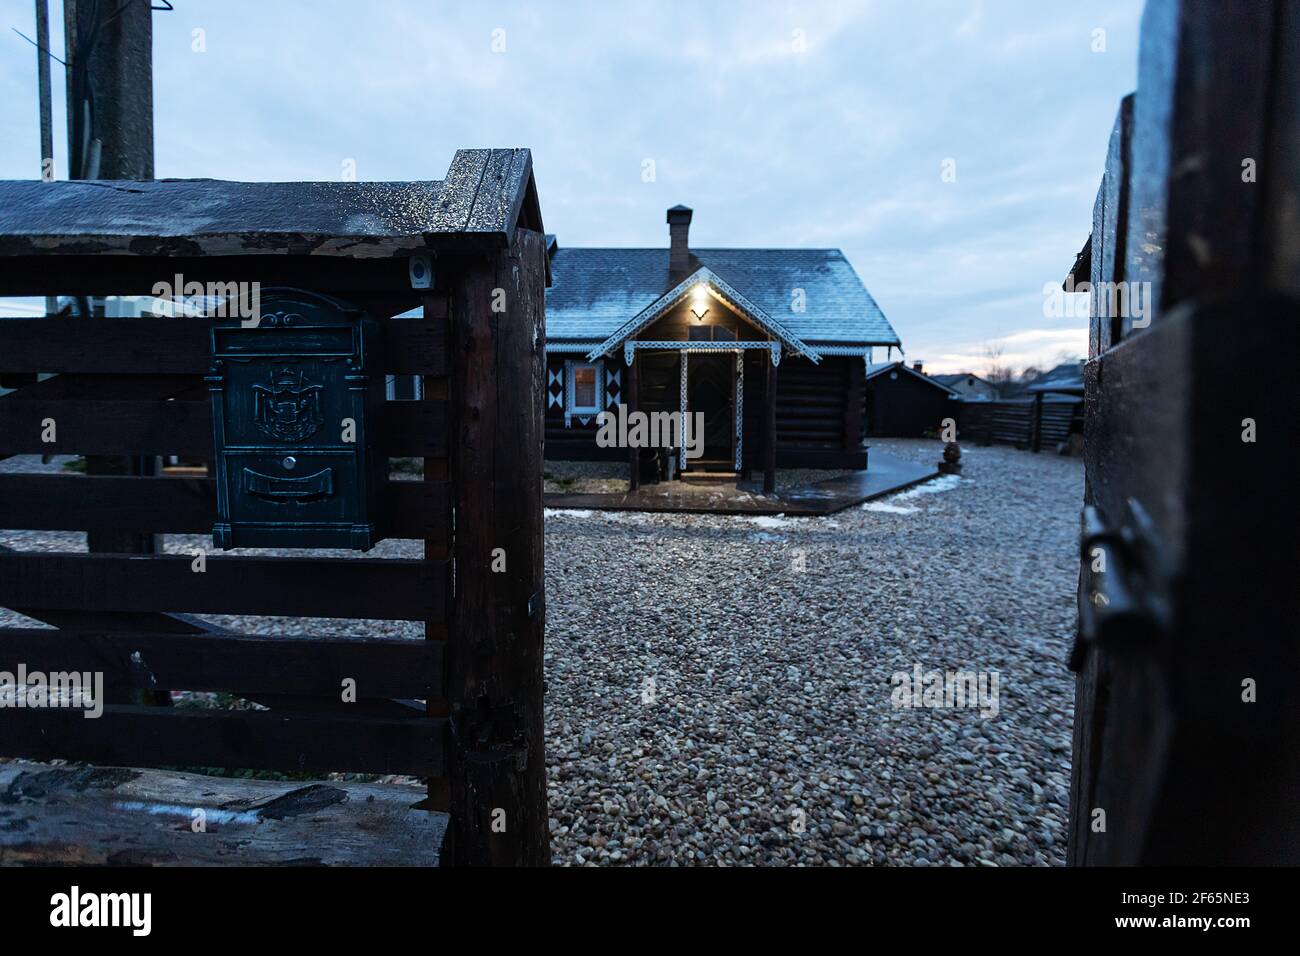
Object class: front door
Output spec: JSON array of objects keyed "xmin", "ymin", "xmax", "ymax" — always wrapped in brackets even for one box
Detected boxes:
[{"xmin": 685, "ymin": 354, "xmax": 734, "ymax": 469}]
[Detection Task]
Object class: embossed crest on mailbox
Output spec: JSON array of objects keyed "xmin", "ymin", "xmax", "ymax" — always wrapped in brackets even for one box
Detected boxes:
[{"xmin": 207, "ymin": 289, "xmax": 385, "ymax": 550}]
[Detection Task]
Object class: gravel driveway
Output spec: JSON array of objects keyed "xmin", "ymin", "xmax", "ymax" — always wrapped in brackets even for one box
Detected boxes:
[
  {"xmin": 1, "ymin": 438, "xmax": 1082, "ymax": 866},
  {"xmin": 543, "ymin": 438, "xmax": 1082, "ymax": 866}
]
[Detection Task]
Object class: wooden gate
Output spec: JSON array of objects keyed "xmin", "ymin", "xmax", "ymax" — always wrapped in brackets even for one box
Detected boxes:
[
  {"xmin": 1066, "ymin": 1, "xmax": 1299, "ymax": 864},
  {"xmin": 0, "ymin": 149, "xmax": 550, "ymax": 866}
]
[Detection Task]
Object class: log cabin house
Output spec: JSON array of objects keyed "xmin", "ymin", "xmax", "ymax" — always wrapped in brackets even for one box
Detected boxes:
[{"xmin": 544, "ymin": 205, "xmax": 902, "ymax": 490}]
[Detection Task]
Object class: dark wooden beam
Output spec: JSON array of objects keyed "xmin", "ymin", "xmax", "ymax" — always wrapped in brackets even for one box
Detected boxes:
[
  {"xmin": 764, "ymin": 350, "xmax": 778, "ymax": 495},
  {"xmin": 421, "ymin": 292, "xmax": 451, "ymax": 806},
  {"xmin": 0, "ymin": 552, "xmax": 448, "ymax": 622},
  {"xmin": 0, "ymin": 627, "xmax": 438, "ymax": 700},
  {"xmin": 0, "ymin": 395, "xmax": 448, "ymax": 458},
  {"xmin": 0, "ymin": 473, "xmax": 450, "ymax": 541},
  {"xmin": 1030, "ymin": 392, "xmax": 1044, "ymax": 452},
  {"xmin": 0, "ymin": 705, "xmax": 445, "ymax": 777},
  {"xmin": 0, "ymin": 316, "xmax": 447, "ymax": 376},
  {"xmin": 843, "ymin": 357, "xmax": 864, "ymax": 454},
  {"xmin": 444, "ymin": 229, "xmax": 549, "ymax": 866},
  {"xmin": 627, "ymin": 356, "xmax": 640, "ymax": 491}
]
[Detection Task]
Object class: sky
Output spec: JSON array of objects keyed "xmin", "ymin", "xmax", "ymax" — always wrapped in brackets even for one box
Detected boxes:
[{"xmin": 0, "ymin": 0, "xmax": 1142, "ymax": 374}]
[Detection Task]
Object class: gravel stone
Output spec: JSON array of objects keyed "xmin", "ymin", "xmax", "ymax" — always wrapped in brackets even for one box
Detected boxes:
[{"xmin": 2, "ymin": 439, "xmax": 1080, "ymax": 866}]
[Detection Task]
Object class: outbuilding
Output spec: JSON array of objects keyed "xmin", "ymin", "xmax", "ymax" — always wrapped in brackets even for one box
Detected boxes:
[{"xmin": 865, "ymin": 361, "xmax": 960, "ymax": 437}]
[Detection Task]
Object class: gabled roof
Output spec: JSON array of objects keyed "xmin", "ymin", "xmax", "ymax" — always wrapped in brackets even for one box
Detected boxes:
[
  {"xmin": 588, "ymin": 265, "xmax": 820, "ymax": 363},
  {"xmin": 866, "ymin": 361, "xmax": 959, "ymax": 396},
  {"xmin": 932, "ymin": 372, "xmax": 996, "ymax": 388},
  {"xmin": 0, "ymin": 148, "xmax": 545, "ymax": 266},
  {"xmin": 1026, "ymin": 361, "xmax": 1085, "ymax": 395},
  {"xmin": 547, "ymin": 247, "xmax": 900, "ymax": 347}
]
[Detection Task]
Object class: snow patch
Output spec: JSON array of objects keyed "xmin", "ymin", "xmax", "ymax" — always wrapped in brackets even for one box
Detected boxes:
[
  {"xmin": 862, "ymin": 501, "xmax": 920, "ymax": 515},
  {"xmin": 901, "ymin": 474, "xmax": 965, "ymax": 497},
  {"xmin": 861, "ymin": 474, "xmax": 965, "ymax": 514},
  {"xmin": 746, "ymin": 514, "xmax": 792, "ymax": 529},
  {"xmin": 114, "ymin": 801, "xmax": 261, "ymax": 825}
]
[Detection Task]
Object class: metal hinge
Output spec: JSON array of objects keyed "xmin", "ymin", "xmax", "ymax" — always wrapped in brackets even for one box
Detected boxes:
[{"xmin": 1070, "ymin": 498, "xmax": 1169, "ymax": 671}]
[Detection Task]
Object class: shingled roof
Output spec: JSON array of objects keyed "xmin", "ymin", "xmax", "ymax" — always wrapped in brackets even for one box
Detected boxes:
[{"xmin": 545, "ymin": 246, "xmax": 900, "ymax": 348}]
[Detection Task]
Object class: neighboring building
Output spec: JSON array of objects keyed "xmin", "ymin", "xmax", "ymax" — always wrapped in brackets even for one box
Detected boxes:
[
  {"xmin": 999, "ymin": 361, "xmax": 1084, "ymax": 400},
  {"xmin": 544, "ymin": 205, "xmax": 902, "ymax": 476},
  {"xmin": 1025, "ymin": 361, "xmax": 1085, "ymax": 398},
  {"xmin": 864, "ymin": 361, "xmax": 960, "ymax": 437},
  {"xmin": 932, "ymin": 371, "xmax": 1001, "ymax": 402}
]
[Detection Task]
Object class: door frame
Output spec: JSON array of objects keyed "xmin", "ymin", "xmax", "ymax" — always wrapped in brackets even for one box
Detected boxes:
[{"xmin": 679, "ymin": 349, "xmax": 743, "ymax": 473}]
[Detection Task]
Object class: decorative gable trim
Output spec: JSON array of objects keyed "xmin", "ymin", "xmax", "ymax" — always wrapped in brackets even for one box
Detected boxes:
[{"xmin": 587, "ymin": 266, "xmax": 820, "ymax": 364}]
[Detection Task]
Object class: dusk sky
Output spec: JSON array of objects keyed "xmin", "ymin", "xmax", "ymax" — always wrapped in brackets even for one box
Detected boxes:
[{"xmin": 0, "ymin": 0, "xmax": 1142, "ymax": 373}]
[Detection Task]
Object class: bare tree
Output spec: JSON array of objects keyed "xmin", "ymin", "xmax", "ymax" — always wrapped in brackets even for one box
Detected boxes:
[
  {"xmin": 981, "ymin": 341, "xmax": 1014, "ymax": 386},
  {"xmin": 1052, "ymin": 349, "xmax": 1084, "ymax": 367}
]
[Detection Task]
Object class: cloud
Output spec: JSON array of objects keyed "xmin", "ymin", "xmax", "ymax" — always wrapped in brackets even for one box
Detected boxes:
[
  {"xmin": 0, "ymin": 0, "xmax": 1142, "ymax": 360},
  {"xmin": 924, "ymin": 326, "xmax": 1088, "ymax": 375}
]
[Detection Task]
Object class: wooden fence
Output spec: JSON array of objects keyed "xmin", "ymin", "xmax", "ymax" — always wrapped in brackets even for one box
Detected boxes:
[
  {"xmin": 957, "ymin": 398, "xmax": 1082, "ymax": 451},
  {"xmin": 0, "ymin": 151, "xmax": 550, "ymax": 865}
]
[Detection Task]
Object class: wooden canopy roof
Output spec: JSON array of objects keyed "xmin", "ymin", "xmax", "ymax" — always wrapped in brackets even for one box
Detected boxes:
[{"xmin": 0, "ymin": 148, "xmax": 547, "ymax": 296}]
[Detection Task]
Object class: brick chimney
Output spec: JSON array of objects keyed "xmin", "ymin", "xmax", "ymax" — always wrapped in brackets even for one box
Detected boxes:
[
  {"xmin": 667, "ymin": 205, "xmax": 693, "ymax": 277},
  {"xmin": 912, "ymin": 361, "xmax": 924, "ymax": 373}
]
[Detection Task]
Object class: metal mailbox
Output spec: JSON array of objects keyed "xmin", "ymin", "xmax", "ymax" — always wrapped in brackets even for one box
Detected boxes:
[{"xmin": 207, "ymin": 289, "xmax": 385, "ymax": 550}]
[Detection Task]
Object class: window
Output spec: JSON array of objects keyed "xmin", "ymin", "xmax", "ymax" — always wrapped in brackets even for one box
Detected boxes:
[
  {"xmin": 567, "ymin": 361, "xmax": 603, "ymax": 415},
  {"xmin": 687, "ymin": 324, "xmax": 737, "ymax": 342}
]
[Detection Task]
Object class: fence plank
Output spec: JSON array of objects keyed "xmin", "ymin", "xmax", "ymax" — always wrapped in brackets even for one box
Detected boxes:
[
  {"xmin": 0, "ymin": 552, "xmax": 447, "ymax": 622},
  {"xmin": 0, "ymin": 316, "xmax": 446, "ymax": 376},
  {"xmin": 0, "ymin": 397, "xmax": 447, "ymax": 457},
  {"xmin": 0, "ymin": 473, "xmax": 450, "ymax": 541},
  {"xmin": 0, "ymin": 628, "xmax": 438, "ymax": 699},
  {"xmin": 0, "ymin": 705, "xmax": 444, "ymax": 776}
]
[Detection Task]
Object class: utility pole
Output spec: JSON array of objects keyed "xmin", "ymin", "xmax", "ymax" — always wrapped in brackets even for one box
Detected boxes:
[
  {"xmin": 64, "ymin": 0, "xmax": 159, "ymax": 555},
  {"xmin": 35, "ymin": 0, "xmax": 55, "ymax": 318},
  {"xmin": 64, "ymin": 0, "xmax": 154, "ymax": 181},
  {"xmin": 35, "ymin": 0, "xmax": 53, "ymax": 180}
]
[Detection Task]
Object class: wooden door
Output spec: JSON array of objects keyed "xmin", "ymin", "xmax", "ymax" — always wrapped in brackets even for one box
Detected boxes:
[{"xmin": 686, "ymin": 353, "xmax": 735, "ymax": 467}]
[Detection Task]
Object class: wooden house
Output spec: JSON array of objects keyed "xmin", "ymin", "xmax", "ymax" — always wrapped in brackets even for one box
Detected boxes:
[
  {"xmin": 543, "ymin": 206, "xmax": 901, "ymax": 489},
  {"xmin": 931, "ymin": 371, "xmax": 1001, "ymax": 402},
  {"xmin": 864, "ymin": 361, "xmax": 960, "ymax": 437}
]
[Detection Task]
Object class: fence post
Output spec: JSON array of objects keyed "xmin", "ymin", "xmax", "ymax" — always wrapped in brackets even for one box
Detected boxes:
[
  {"xmin": 1030, "ymin": 392, "xmax": 1044, "ymax": 452},
  {"xmin": 445, "ymin": 230, "xmax": 550, "ymax": 866}
]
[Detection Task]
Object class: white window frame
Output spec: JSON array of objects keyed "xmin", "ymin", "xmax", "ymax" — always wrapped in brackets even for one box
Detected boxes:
[{"xmin": 565, "ymin": 360, "xmax": 604, "ymax": 417}]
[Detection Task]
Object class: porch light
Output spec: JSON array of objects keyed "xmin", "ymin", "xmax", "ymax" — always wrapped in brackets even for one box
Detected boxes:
[{"xmin": 690, "ymin": 283, "xmax": 710, "ymax": 320}]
